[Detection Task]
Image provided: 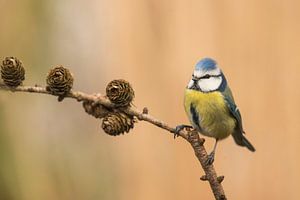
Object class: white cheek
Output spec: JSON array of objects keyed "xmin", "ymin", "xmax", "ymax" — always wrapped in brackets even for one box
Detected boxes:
[{"xmin": 198, "ymin": 77, "xmax": 222, "ymax": 92}]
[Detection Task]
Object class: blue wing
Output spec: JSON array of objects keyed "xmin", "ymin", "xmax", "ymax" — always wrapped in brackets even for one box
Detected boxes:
[
  {"xmin": 223, "ymin": 87, "xmax": 255, "ymax": 152},
  {"xmin": 223, "ymin": 87, "xmax": 244, "ymax": 133}
]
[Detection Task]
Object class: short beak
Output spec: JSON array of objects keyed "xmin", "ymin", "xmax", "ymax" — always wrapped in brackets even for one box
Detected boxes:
[{"xmin": 190, "ymin": 80, "xmax": 200, "ymax": 90}]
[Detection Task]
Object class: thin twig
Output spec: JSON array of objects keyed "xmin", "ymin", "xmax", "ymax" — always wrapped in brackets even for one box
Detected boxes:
[{"xmin": 0, "ymin": 83, "xmax": 227, "ymax": 200}]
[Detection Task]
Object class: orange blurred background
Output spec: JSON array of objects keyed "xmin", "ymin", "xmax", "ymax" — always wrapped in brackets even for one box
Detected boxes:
[{"xmin": 1, "ymin": 0, "xmax": 300, "ymax": 199}]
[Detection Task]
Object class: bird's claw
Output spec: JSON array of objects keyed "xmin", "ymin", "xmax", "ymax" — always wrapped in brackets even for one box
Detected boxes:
[
  {"xmin": 174, "ymin": 126, "xmax": 183, "ymax": 139},
  {"xmin": 205, "ymin": 152, "xmax": 215, "ymax": 165},
  {"xmin": 174, "ymin": 125, "xmax": 193, "ymax": 139}
]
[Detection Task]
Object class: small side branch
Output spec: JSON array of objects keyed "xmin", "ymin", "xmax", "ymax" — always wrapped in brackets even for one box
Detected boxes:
[{"xmin": 0, "ymin": 83, "xmax": 227, "ymax": 200}]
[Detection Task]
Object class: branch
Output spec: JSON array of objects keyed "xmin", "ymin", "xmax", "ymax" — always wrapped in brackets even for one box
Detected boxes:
[{"xmin": 0, "ymin": 83, "xmax": 227, "ymax": 200}]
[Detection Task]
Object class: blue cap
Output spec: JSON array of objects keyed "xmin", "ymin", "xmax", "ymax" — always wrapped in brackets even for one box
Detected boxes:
[{"xmin": 195, "ymin": 58, "xmax": 217, "ymax": 71}]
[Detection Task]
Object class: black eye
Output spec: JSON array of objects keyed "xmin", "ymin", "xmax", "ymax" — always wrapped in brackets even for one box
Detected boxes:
[{"xmin": 202, "ymin": 74, "xmax": 211, "ymax": 79}]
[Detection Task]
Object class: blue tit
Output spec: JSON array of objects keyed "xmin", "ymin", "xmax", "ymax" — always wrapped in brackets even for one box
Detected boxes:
[{"xmin": 176, "ymin": 58, "xmax": 255, "ymax": 164}]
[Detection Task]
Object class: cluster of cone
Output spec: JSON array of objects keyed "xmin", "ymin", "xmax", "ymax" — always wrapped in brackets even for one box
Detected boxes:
[
  {"xmin": 1, "ymin": 56, "xmax": 135, "ymax": 136},
  {"xmin": 83, "ymin": 79, "xmax": 135, "ymax": 136},
  {"xmin": 0, "ymin": 57, "xmax": 74, "ymax": 96}
]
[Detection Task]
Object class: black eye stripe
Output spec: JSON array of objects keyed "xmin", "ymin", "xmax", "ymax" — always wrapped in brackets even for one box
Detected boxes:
[
  {"xmin": 199, "ymin": 74, "xmax": 221, "ymax": 79},
  {"xmin": 201, "ymin": 74, "xmax": 211, "ymax": 79}
]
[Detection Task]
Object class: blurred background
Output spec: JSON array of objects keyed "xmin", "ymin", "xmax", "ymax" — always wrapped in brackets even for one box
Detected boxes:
[{"xmin": 0, "ymin": 0, "xmax": 299, "ymax": 199}]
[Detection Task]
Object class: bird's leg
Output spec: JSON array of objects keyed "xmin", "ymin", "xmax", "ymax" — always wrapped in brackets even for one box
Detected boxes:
[
  {"xmin": 174, "ymin": 124, "xmax": 193, "ymax": 139},
  {"xmin": 205, "ymin": 139, "xmax": 219, "ymax": 165}
]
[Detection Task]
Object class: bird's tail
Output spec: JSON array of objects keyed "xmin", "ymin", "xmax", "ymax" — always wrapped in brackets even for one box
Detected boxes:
[{"xmin": 232, "ymin": 131, "xmax": 255, "ymax": 152}]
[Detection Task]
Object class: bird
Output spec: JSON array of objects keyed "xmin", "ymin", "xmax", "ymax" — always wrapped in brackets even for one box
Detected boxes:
[{"xmin": 175, "ymin": 58, "xmax": 255, "ymax": 165}]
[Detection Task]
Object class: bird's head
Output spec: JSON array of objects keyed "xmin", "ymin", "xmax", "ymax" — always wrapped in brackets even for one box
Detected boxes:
[{"xmin": 187, "ymin": 58, "xmax": 226, "ymax": 92}]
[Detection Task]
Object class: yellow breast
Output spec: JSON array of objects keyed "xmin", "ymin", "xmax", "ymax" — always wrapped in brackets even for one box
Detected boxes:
[{"xmin": 184, "ymin": 89, "xmax": 236, "ymax": 139}]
